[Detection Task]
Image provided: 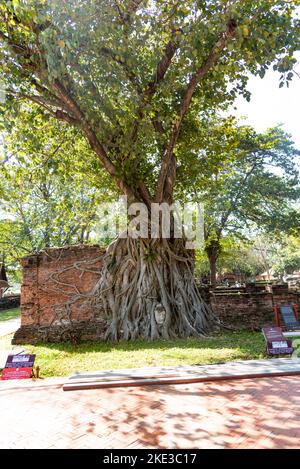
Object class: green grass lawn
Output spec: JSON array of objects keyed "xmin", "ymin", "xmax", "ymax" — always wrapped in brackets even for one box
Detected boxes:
[
  {"xmin": 0, "ymin": 307, "xmax": 20, "ymax": 322},
  {"xmin": 1, "ymin": 330, "xmax": 299, "ymax": 378},
  {"xmin": 0, "ymin": 330, "xmax": 267, "ymax": 377}
]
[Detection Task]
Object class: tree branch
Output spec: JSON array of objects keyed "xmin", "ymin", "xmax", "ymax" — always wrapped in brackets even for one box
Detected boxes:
[
  {"xmin": 128, "ymin": 35, "xmax": 180, "ymax": 152},
  {"xmin": 144, "ymin": 38, "xmax": 180, "ymax": 101},
  {"xmin": 51, "ymin": 81, "xmax": 137, "ymax": 200},
  {"xmin": 218, "ymin": 161, "xmax": 259, "ymax": 235},
  {"xmin": 163, "ymin": 154, "xmax": 176, "ymax": 204},
  {"xmin": 1, "ymin": 22, "xmax": 144, "ymax": 202},
  {"xmin": 114, "ymin": 0, "xmax": 144, "ymax": 23},
  {"xmin": 155, "ymin": 21, "xmax": 237, "ymax": 202},
  {"xmin": 55, "ymin": 109, "xmax": 79, "ymax": 126}
]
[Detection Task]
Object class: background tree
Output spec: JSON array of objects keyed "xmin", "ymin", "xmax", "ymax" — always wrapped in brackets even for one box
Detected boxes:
[
  {"xmin": 253, "ymin": 232, "xmax": 300, "ymax": 280},
  {"xmin": 0, "ymin": 105, "xmax": 115, "ymax": 261},
  {"xmin": 196, "ymin": 233, "xmax": 300, "ymax": 285},
  {"xmin": 185, "ymin": 122, "xmax": 300, "ymax": 286},
  {"xmin": 0, "ymin": 0, "xmax": 300, "ymax": 339},
  {"xmin": 273, "ymin": 235, "xmax": 300, "ymax": 278},
  {"xmin": 195, "ymin": 236, "xmax": 263, "ymax": 283}
]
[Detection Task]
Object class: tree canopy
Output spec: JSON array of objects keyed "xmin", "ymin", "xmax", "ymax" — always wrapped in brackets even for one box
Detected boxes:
[{"xmin": 1, "ymin": 0, "xmax": 300, "ymax": 205}]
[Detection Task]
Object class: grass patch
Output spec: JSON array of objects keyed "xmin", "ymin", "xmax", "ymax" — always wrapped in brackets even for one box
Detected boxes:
[
  {"xmin": 0, "ymin": 331, "xmax": 266, "ymax": 377},
  {"xmin": 0, "ymin": 308, "xmax": 20, "ymax": 322},
  {"xmin": 1, "ymin": 330, "xmax": 299, "ymax": 378}
]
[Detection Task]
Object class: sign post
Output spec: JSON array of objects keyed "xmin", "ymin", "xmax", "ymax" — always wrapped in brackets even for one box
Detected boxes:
[{"xmin": 262, "ymin": 327, "xmax": 294, "ymax": 356}]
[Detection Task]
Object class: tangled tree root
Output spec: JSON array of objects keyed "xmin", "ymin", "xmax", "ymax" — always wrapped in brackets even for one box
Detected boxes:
[{"xmin": 90, "ymin": 237, "xmax": 219, "ymax": 341}]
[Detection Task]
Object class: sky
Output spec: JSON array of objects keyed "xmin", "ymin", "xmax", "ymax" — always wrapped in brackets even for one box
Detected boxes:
[{"xmin": 233, "ymin": 53, "xmax": 300, "ymax": 150}]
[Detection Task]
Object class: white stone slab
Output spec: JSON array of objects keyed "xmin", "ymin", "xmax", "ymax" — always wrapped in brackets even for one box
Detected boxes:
[
  {"xmin": 65, "ymin": 357, "xmax": 300, "ymax": 390},
  {"xmin": 283, "ymin": 332, "xmax": 300, "ymax": 337}
]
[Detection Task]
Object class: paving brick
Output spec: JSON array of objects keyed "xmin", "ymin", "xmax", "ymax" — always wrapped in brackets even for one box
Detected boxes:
[{"xmin": 1, "ymin": 375, "xmax": 300, "ymax": 448}]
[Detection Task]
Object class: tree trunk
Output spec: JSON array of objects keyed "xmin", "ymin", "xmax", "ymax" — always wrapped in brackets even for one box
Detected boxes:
[
  {"xmin": 205, "ymin": 241, "xmax": 221, "ymax": 289},
  {"xmin": 91, "ymin": 236, "xmax": 219, "ymax": 341},
  {"xmin": 208, "ymin": 253, "xmax": 218, "ymax": 288}
]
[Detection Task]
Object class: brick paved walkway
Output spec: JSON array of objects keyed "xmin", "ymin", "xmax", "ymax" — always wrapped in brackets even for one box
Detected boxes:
[{"xmin": 1, "ymin": 375, "xmax": 300, "ymax": 448}]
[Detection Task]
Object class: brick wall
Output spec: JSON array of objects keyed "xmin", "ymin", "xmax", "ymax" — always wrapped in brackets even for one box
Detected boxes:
[
  {"xmin": 13, "ymin": 245, "xmax": 106, "ymax": 344},
  {"xmin": 210, "ymin": 284, "xmax": 299, "ymax": 331},
  {"xmin": 13, "ymin": 245, "xmax": 300, "ymax": 343}
]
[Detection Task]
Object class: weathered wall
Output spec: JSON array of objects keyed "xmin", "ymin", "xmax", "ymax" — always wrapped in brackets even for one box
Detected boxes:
[
  {"xmin": 13, "ymin": 245, "xmax": 106, "ymax": 344},
  {"xmin": 13, "ymin": 245, "xmax": 300, "ymax": 343},
  {"xmin": 210, "ymin": 285, "xmax": 299, "ymax": 331}
]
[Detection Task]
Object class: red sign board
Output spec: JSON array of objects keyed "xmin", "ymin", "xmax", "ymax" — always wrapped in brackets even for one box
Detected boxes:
[
  {"xmin": 1, "ymin": 354, "xmax": 36, "ymax": 380},
  {"xmin": 1, "ymin": 367, "xmax": 33, "ymax": 380}
]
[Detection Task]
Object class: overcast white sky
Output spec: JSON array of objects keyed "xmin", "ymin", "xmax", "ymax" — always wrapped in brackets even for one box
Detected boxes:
[{"xmin": 233, "ymin": 53, "xmax": 300, "ymax": 150}]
